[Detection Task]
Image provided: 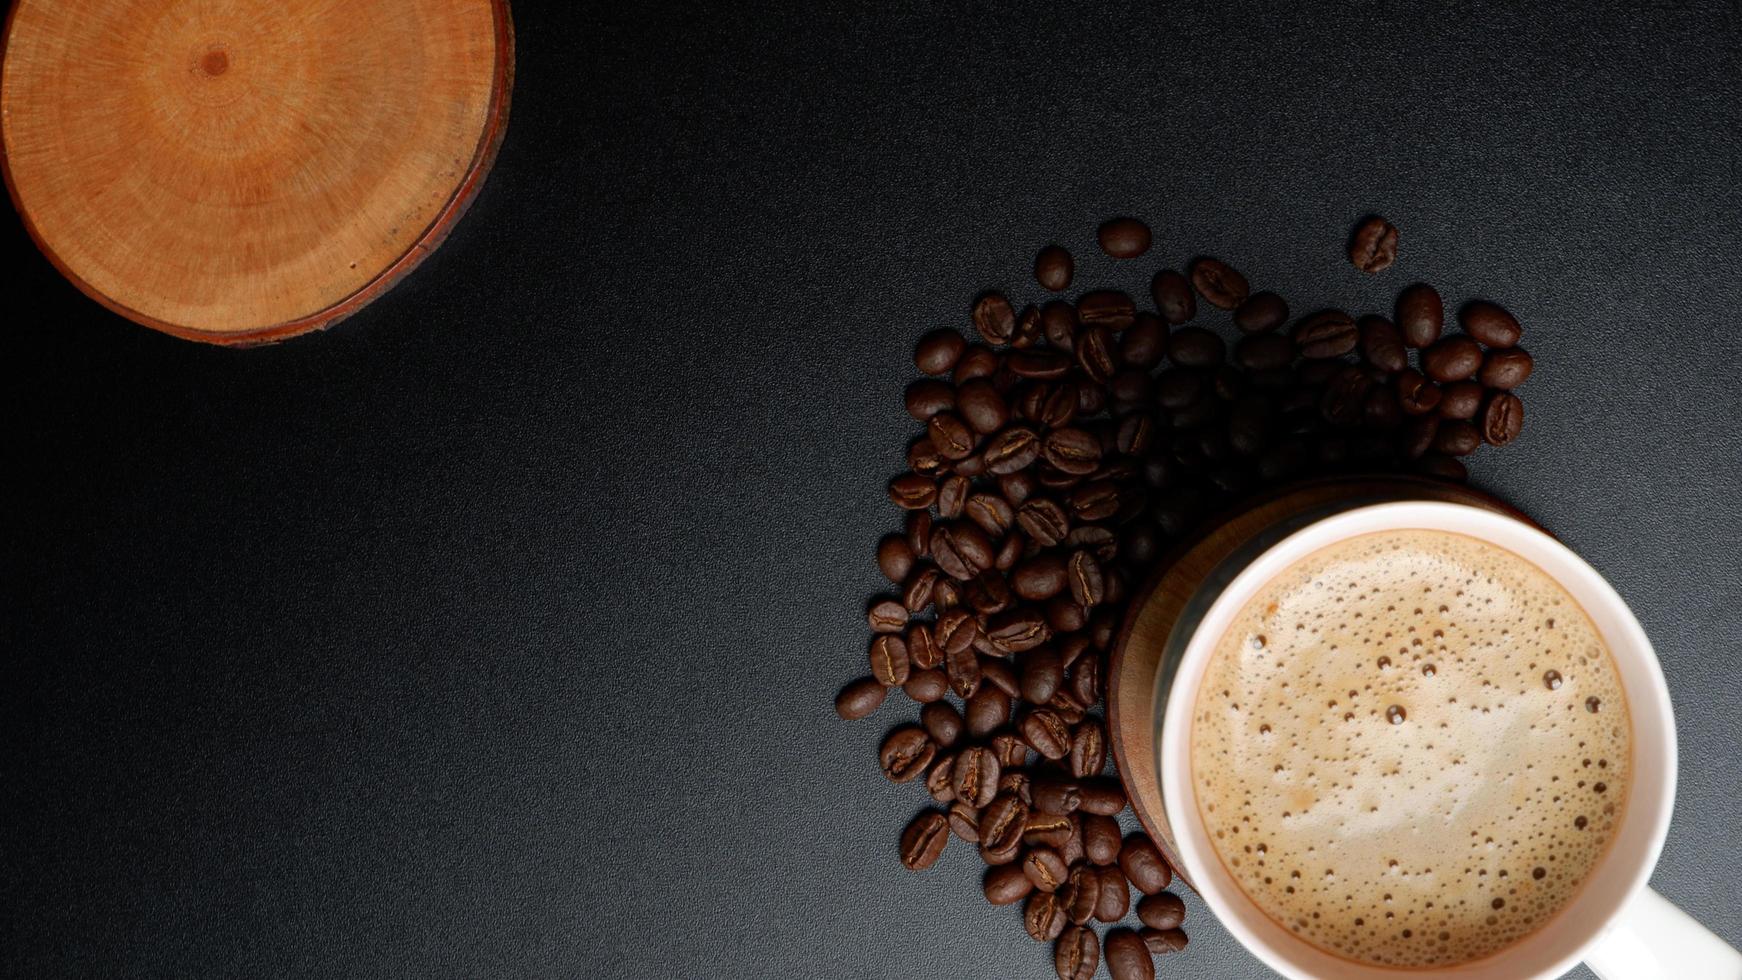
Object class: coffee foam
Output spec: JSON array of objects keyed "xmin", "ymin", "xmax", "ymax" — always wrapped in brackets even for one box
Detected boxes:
[{"xmin": 1191, "ymin": 529, "xmax": 1631, "ymax": 968}]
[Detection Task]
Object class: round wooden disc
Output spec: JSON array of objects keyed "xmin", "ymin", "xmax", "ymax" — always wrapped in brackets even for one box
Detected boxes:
[
  {"xmin": 1106, "ymin": 476, "xmax": 1540, "ymax": 891},
  {"xmin": 1, "ymin": 0, "xmax": 513, "ymax": 344}
]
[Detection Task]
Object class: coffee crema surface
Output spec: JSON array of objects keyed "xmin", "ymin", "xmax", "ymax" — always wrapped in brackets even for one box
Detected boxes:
[{"xmin": 1191, "ymin": 529, "xmax": 1630, "ymax": 968}]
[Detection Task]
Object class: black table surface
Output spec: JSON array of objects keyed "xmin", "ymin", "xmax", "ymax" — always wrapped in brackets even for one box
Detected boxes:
[{"xmin": 5, "ymin": 2, "xmax": 1740, "ymax": 977}]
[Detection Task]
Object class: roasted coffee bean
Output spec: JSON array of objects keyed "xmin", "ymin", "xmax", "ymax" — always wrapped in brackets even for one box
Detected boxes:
[
  {"xmin": 1363, "ymin": 386, "xmax": 1402, "ymax": 430},
  {"xmin": 1359, "ymin": 314, "xmax": 1408, "ymax": 372},
  {"xmin": 987, "ymin": 608, "xmax": 1051, "ymax": 652},
  {"xmin": 1017, "ymin": 498, "xmax": 1070, "ymax": 546},
  {"xmin": 926, "ymin": 756, "xmax": 956, "ymax": 802},
  {"xmin": 1095, "ymin": 865, "xmax": 1131, "ymax": 922},
  {"xmin": 956, "ymin": 379, "xmax": 1010, "ymax": 434},
  {"xmin": 1015, "ymin": 647, "xmax": 1063, "ymax": 704},
  {"xmin": 888, "ymin": 473, "xmax": 937, "ymax": 509},
  {"xmin": 1035, "ymin": 301, "xmax": 1074, "ymax": 350},
  {"xmin": 1034, "ymin": 246, "xmax": 1073, "ymax": 292},
  {"xmin": 984, "ymin": 426, "xmax": 1042, "ymax": 474},
  {"xmin": 1047, "ymin": 689, "xmax": 1088, "ymax": 726},
  {"xmin": 907, "ymin": 438, "xmax": 949, "ymax": 477},
  {"xmin": 932, "ymin": 521, "xmax": 995, "ymax": 580},
  {"xmin": 920, "ymin": 701, "xmax": 964, "ymax": 748},
  {"xmin": 1481, "ymin": 390, "xmax": 1524, "ymax": 446},
  {"xmin": 869, "ymin": 635, "xmax": 910, "ymax": 685},
  {"xmin": 1025, "ymin": 890, "xmax": 1069, "ymax": 942},
  {"xmin": 1321, "ymin": 365, "xmax": 1372, "ymax": 427},
  {"xmin": 972, "ymin": 292, "xmax": 1017, "ymax": 345},
  {"xmin": 1462, "ymin": 300, "xmax": 1523, "ymax": 347},
  {"xmin": 1055, "ymin": 925, "xmax": 1100, "ymax": 980},
  {"xmin": 1189, "ymin": 256, "xmax": 1249, "ymax": 309},
  {"xmin": 1077, "ymin": 290, "xmax": 1137, "ymax": 332},
  {"xmin": 1167, "ymin": 327, "xmax": 1225, "ymax": 369},
  {"xmin": 944, "ymin": 643, "xmax": 982, "ymax": 700},
  {"xmin": 1024, "ymin": 810, "xmax": 1075, "ymax": 848},
  {"xmin": 993, "ymin": 535, "xmax": 1024, "ymax": 573},
  {"xmin": 1067, "ymin": 481, "xmax": 1119, "ymax": 522},
  {"xmin": 1031, "ymin": 382, "xmax": 1078, "ymax": 428},
  {"xmin": 1137, "ymin": 892, "xmax": 1187, "ymax": 930},
  {"xmin": 1395, "ymin": 368, "xmax": 1442, "ymax": 415},
  {"xmin": 1008, "ymin": 350, "xmax": 1072, "ymax": 380},
  {"xmin": 1118, "ymin": 314, "xmax": 1167, "ymax": 369},
  {"xmin": 1106, "ymin": 929, "xmax": 1155, "ymax": 980},
  {"xmin": 902, "ymin": 567, "xmax": 939, "ymax": 612},
  {"xmin": 965, "ymin": 688, "xmax": 1011, "ymax": 739},
  {"xmin": 1066, "ymin": 528, "xmax": 1116, "ymax": 567},
  {"xmin": 1401, "ymin": 415, "xmax": 1438, "ymax": 459},
  {"xmin": 1032, "ymin": 777, "xmax": 1082, "ymax": 815},
  {"xmin": 991, "ymin": 732, "xmax": 1029, "ymax": 769},
  {"xmin": 869, "ymin": 599, "xmax": 908, "ymax": 633},
  {"xmin": 1293, "ymin": 310, "xmax": 1358, "ymax": 359},
  {"xmin": 1098, "ymin": 217, "xmax": 1152, "ymax": 258},
  {"xmin": 1438, "ymin": 380, "xmax": 1484, "ymax": 420},
  {"xmin": 937, "ymin": 609, "xmax": 977, "ymax": 655},
  {"xmin": 953, "ymin": 345, "xmax": 1000, "ymax": 384},
  {"xmin": 949, "ymin": 800, "xmax": 982, "ymax": 842},
  {"xmin": 900, "ymin": 809, "xmax": 950, "ymax": 870},
  {"xmin": 1433, "ymin": 419, "xmax": 1482, "ymax": 456},
  {"xmin": 1148, "ymin": 269, "xmax": 1194, "ymax": 325},
  {"xmin": 1422, "ymin": 335, "xmax": 1483, "ymax": 383},
  {"xmin": 1075, "ymin": 325, "xmax": 1117, "ymax": 383},
  {"xmin": 1020, "ymin": 708, "xmax": 1072, "ymax": 760},
  {"xmin": 1233, "ymin": 290, "xmax": 1289, "ymax": 333},
  {"xmin": 1066, "ymin": 550, "xmax": 1106, "ymax": 607},
  {"xmin": 1060, "ymin": 821, "xmax": 1087, "ymax": 867},
  {"xmin": 964, "ymin": 570, "xmax": 1012, "ymax": 615},
  {"xmin": 998, "ymin": 471, "xmax": 1036, "ymax": 505},
  {"xmin": 876, "ymin": 534, "xmax": 915, "ymax": 583},
  {"xmin": 1119, "ymin": 836, "xmax": 1173, "ymax": 894},
  {"xmin": 1142, "ymin": 927, "xmax": 1189, "ymax": 956},
  {"xmin": 1396, "ymin": 282, "xmax": 1444, "ymax": 348},
  {"xmin": 980, "ymin": 792, "xmax": 1031, "ymax": 857},
  {"xmin": 1087, "ymin": 610, "xmax": 1118, "ymax": 650},
  {"xmin": 986, "ymin": 862, "xmax": 1034, "ymax": 905},
  {"xmin": 1011, "ymin": 553, "xmax": 1068, "ymax": 600},
  {"xmin": 1008, "ymin": 305, "xmax": 1045, "ymax": 350},
  {"xmin": 902, "ymin": 668, "xmax": 948, "ymax": 702},
  {"xmin": 1480, "ymin": 347, "xmax": 1534, "ymax": 389},
  {"xmin": 927, "ymin": 413, "xmax": 977, "ymax": 460},
  {"xmin": 1235, "ymin": 332, "xmax": 1294, "ymax": 371},
  {"xmin": 906, "ymin": 510, "xmax": 933, "ymax": 556},
  {"xmin": 999, "ymin": 770, "xmax": 1032, "ymax": 804},
  {"xmin": 904, "ymin": 379, "xmax": 955, "ymax": 421},
  {"xmin": 1079, "ymin": 778, "xmax": 1126, "ymax": 815},
  {"xmin": 880, "ymin": 727, "xmax": 935, "ymax": 783},
  {"xmin": 1082, "ymin": 811, "xmax": 1121, "ymax": 865},
  {"xmin": 1153, "ymin": 369, "xmax": 1205, "ymax": 410},
  {"xmin": 1349, "ymin": 215, "xmax": 1399, "ymax": 273},
  {"xmin": 952, "ymin": 745, "xmax": 1001, "ymax": 807},
  {"xmin": 1417, "ymin": 452, "xmax": 1469, "ymax": 481},
  {"xmin": 1115, "ymin": 413, "xmax": 1155, "ymax": 455},
  {"xmin": 836, "ymin": 677, "xmax": 887, "ymax": 719},
  {"xmin": 980, "ymin": 655, "xmax": 1020, "ymax": 697},
  {"xmin": 1042, "ymin": 428, "xmax": 1102, "ymax": 475},
  {"xmin": 963, "ymin": 496, "xmax": 1014, "ymax": 539},
  {"xmin": 1069, "ymin": 721, "xmax": 1106, "ymax": 779},
  {"xmin": 1064, "ymin": 866, "xmax": 1100, "ymax": 924},
  {"xmin": 915, "ymin": 328, "xmax": 968, "ymax": 375},
  {"xmin": 932, "ymin": 577, "xmax": 962, "ymax": 611},
  {"xmin": 1024, "ymin": 846, "xmax": 1072, "ymax": 893},
  {"xmin": 1228, "ymin": 394, "xmax": 1273, "ymax": 455}
]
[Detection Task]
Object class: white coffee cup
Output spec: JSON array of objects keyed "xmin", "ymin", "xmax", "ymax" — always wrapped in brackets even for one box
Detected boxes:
[{"xmin": 1157, "ymin": 501, "xmax": 1741, "ymax": 979}]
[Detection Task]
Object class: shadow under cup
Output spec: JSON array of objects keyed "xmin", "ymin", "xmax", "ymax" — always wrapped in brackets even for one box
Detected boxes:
[{"xmin": 1153, "ymin": 502, "xmax": 1676, "ymax": 980}]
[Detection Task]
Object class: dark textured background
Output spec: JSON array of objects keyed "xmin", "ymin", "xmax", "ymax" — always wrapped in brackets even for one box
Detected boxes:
[{"xmin": 4, "ymin": 1, "xmax": 1739, "ymax": 977}]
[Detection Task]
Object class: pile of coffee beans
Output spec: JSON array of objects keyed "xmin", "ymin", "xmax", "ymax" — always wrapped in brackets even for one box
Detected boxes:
[{"xmin": 838, "ymin": 215, "xmax": 1533, "ymax": 979}]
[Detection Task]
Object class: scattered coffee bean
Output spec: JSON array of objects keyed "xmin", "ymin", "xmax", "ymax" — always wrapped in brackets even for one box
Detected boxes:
[
  {"xmin": 1417, "ymin": 452, "xmax": 1469, "ymax": 481},
  {"xmin": 1395, "ymin": 368, "xmax": 1442, "ymax": 415},
  {"xmin": 1359, "ymin": 315, "xmax": 1408, "ymax": 372},
  {"xmin": 980, "ymin": 656, "xmax": 1020, "ymax": 697},
  {"xmin": 1438, "ymin": 379, "xmax": 1485, "ymax": 420},
  {"xmin": 915, "ymin": 329, "xmax": 967, "ymax": 376},
  {"xmin": 877, "ymin": 534, "xmax": 916, "ymax": 583},
  {"xmin": 954, "ymin": 346, "xmax": 1000, "ymax": 385},
  {"xmin": 1076, "ymin": 290, "xmax": 1137, "ymax": 332},
  {"xmin": 1235, "ymin": 332, "xmax": 1294, "ymax": 371},
  {"xmin": 1401, "ymin": 415, "xmax": 1438, "ymax": 460},
  {"xmin": 869, "ymin": 635, "xmax": 910, "ymax": 685},
  {"xmin": 1082, "ymin": 813, "xmax": 1121, "ymax": 865},
  {"xmin": 1293, "ymin": 310, "xmax": 1358, "ymax": 359},
  {"xmin": 991, "ymin": 732, "xmax": 1029, "ymax": 769},
  {"xmin": 1020, "ymin": 708, "xmax": 1072, "ymax": 760},
  {"xmin": 1020, "ymin": 648, "xmax": 1065, "ymax": 703},
  {"xmin": 984, "ymin": 426, "xmax": 1042, "ymax": 474},
  {"xmin": 1095, "ymin": 865, "xmax": 1131, "ymax": 922},
  {"xmin": 965, "ymin": 688, "xmax": 1011, "ymax": 738},
  {"xmin": 1054, "ymin": 925, "xmax": 1099, "ymax": 980},
  {"xmin": 900, "ymin": 809, "xmax": 950, "ymax": 870},
  {"xmin": 1167, "ymin": 327, "xmax": 1225, "ymax": 368},
  {"xmin": 1462, "ymin": 300, "xmax": 1523, "ymax": 347},
  {"xmin": 1098, "ymin": 217, "xmax": 1152, "ymax": 258},
  {"xmin": 1422, "ymin": 334, "xmax": 1483, "ymax": 382},
  {"xmin": 1023, "ymin": 846, "xmax": 1071, "ymax": 892},
  {"xmin": 1234, "ymin": 291, "xmax": 1289, "ymax": 333},
  {"xmin": 1479, "ymin": 347, "xmax": 1534, "ymax": 389},
  {"xmin": 1078, "ymin": 778, "xmax": 1126, "ymax": 815},
  {"xmin": 1105, "ymin": 928, "xmax": 1154, "ymax": 980},
  {"xmin": 986, "ymin": 862, "xmax": 1034, "ymax": 905},
  {"xmin": 1024, "ymin": 811, "xmax": 1074, "ymax": 848},
  {"xmin": 1481, "ymin": 390, "xmax": 1524, "ymax": 446},
  {"xmin": 1025, "ymin": 890, "xmax": 1069, "ymax": 942},
  {"xmin": 836, "ymin": 677, "xmax": 887, "ymax": 720},
  {"xmin": 1119, "ymin": 314, "xmax": 1167, "ymax": 368},
  {"xmin": 1119, "ymin": 836, "xmax": 1173, "ymax": 894},
  {"xmin": 888, "ymin": 473, "xmax": 937, "ymax": 509},
  {"xmin": 904, "ymin": 380, "xmax": 955, "ymax": 421},
  {"xmin": 920, "ymin": 701, "xmax": 963, "ymax": 748},
  {"xmin": 1137, "ymin": 892, "xmax": 1187, "ymax": 930},
  {"xmin": 949, "ymin": 800, "xmax": 982, "ymax": 842},
  {"xmin": 1396, "ymin": 283, "xmax": 1445, "ymax": 348},
  {"xmin": 1069, "ymin": 721, "xmax": 1106, "ymax": 779},
  {"xmin": 880, "ymin": 727, "xmax": 935, "ymax": 783},
  {"xmin": 1034, "ymin": 247, "xmax": 1073, "ymax": 292},
  {"xmin": 956, "ymin": 379, "xmax": 1010, "ymax": 434},
  {"xmin": 1189, "ymin": 257, "xmax": 1249, "ymax": 309},
  {"xmin": 1433, "ymin": 419, "xmax": 1482, "ymax": 456},
  {"xmin": 972, "ymin": 293, "xmax": 1017, "ymax": 345},
  {"xmin": 980, "ymin": 792, "xmax": 1031, "ymax": 855},
  {"xmin": 1349, "ymin": 215, "xmax": 1399, "ymax": 273},
  {"xmin": 869, "ymin": 598, "xmax": 908, "ymax": 633},
  {"xmin": 1064, "ymin": 866, "xmax": 1099, "ymax": 924},
  {"xmin": 1150, "ymin": 268, "xmax": 1196, "ymax": 324},
  {"xmin": 1066, "ymin": 550, "xmax": 1105, "ymax": 607},
  {"xmin": 1008, "ymin": 350, "xmax": 1072, "ymax": 380},
  {"xmin": 1032, "ymin": 777, "xmax": 1082, "ymax": 815}
]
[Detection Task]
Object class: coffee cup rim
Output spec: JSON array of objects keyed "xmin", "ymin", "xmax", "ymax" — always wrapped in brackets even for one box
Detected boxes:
[{"xmin": 1158, "ymin": 500, "xmax": 1677, "ymax": 979}]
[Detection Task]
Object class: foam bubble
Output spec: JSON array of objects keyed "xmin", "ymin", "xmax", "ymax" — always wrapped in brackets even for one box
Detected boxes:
[{"xmin": 1191, "ymin": 529, "xmax": 1631, "ymax": 968}]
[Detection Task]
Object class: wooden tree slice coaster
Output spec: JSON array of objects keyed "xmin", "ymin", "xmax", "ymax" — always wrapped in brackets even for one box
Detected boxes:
[
  {"xmin": 1106, "ymin": 476, "xmax": 1540, "ymax": 890},
  {"xmin": 1, "ymin": 0, "xmax": 514, "ymax": 344}
]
